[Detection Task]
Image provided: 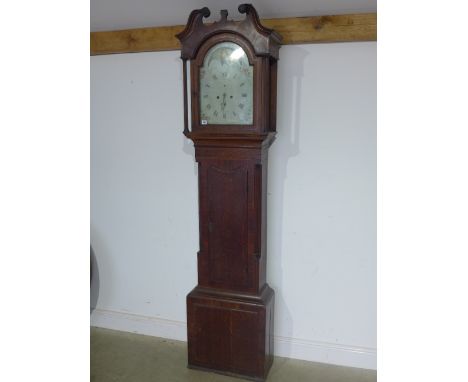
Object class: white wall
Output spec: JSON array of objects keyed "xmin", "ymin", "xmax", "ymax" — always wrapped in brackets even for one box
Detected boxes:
[{"xmin": 91, "ymin": 42, "xmax": 376, "ymax": 369}]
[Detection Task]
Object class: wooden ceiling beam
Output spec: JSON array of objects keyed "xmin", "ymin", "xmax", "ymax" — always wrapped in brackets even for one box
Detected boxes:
[{"xmin": 91, "ymin": 13, "xmax": 376, "ymax": 56}]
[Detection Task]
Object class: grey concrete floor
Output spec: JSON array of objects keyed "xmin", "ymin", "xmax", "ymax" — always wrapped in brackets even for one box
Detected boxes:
[{"xmin": 91, "ymin": 327, "xmax": 376, "ymax": 382}]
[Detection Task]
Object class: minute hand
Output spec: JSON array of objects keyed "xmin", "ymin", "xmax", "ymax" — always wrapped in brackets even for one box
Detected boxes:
[{"xmin": 221, "ymin": 93, "xmax": 226, "ymax": 112}]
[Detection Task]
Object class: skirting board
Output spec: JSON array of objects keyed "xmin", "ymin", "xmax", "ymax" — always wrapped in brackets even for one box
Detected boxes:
[{"xmin": 91, "ymin": 308, "xmax": 376, "ymax": 370}]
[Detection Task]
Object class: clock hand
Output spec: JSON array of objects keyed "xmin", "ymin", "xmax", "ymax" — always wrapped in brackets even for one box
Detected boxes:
[{"xmin": 221, "ymin": 93, "xmax": 226, "ymax": 112}]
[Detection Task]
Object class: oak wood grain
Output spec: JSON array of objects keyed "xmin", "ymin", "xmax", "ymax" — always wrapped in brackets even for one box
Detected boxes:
[{"xmin": 90, "ymin": 13, "xmax": 376, "ymax": 55}]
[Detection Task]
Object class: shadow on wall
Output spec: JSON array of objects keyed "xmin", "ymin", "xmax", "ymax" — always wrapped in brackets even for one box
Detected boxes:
[
  {"xmin": 90, "ymin": 245, "xmax": 100, "ymax": 314},
  {"xmin": 268, "ymin": 45, "xmax": 310, "ymax": 350},
  {"xmin": 178, "ymin": 55, "xmax": 198, "ymax": 174}
]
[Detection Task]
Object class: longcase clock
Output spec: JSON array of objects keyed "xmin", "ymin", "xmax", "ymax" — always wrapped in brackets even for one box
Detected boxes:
[{"xmin": 176, "ymin": 4, "xmax": 281, "ymax": 381}]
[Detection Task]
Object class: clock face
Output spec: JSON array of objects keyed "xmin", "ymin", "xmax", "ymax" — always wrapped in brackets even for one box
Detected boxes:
[{"xmin": 199, "ymin": 42, "xmax": 253, "ymax": 125}]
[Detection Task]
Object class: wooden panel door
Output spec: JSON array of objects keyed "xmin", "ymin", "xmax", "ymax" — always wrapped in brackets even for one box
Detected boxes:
[{"xmin": 200, "ymin": 160, "xmax": 255, "ymax": 292}]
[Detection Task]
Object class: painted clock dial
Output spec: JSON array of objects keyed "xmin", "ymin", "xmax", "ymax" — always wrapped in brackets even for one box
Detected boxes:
[{"xmin": 199, "ymin": 42, "xmax": 253, "ymax": 125}]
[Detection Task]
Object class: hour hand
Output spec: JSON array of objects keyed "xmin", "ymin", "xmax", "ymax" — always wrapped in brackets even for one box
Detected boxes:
[{"xmin": 221, "ymin": 93, "xmax": 226, "ymax": 111}]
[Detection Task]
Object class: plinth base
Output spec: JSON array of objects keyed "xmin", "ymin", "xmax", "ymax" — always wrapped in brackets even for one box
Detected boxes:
[{"xmin": 187, "ymin": 285, "xmax": 275, "ymax": 381}]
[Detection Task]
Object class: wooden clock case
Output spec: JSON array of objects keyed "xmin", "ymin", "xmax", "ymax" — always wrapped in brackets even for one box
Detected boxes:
[{"xmin": 176, "ymin": 5, "xmax": 281, "ymax": 381}]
